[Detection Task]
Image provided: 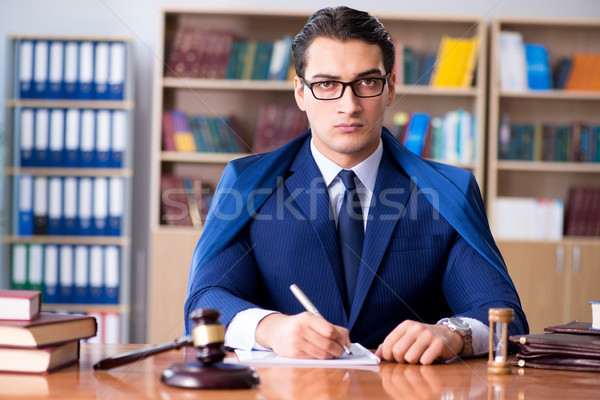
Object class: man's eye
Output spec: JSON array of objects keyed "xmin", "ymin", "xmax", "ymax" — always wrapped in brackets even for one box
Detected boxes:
[
  {"xmin": 359, "ymin": 78, "xmax": 376, "ymax": 86},
  {"xmin": 315, "ymin": 81, "xmax": 337, "ymax": 90}
]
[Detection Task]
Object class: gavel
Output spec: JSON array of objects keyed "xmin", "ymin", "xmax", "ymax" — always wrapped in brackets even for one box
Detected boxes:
[{"xmin": 94, "ymin": 308, "xmax": 259, "ymax": 389}]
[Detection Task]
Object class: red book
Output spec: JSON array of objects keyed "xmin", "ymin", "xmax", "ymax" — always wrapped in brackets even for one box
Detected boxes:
[
  {"xmin": 160, "ymin": 174, "xmax": 192, "ymax": 226},
  {"xmin": 162, "ymin": 111, "xmax": 177, "ymax": 151},
  {"xmin": 0, "ymin": 289, "xmax": 41, "ymax": 321},
  {"xmin": 253, "ymin": 103, "xmax": 280, "ymax": 153}
]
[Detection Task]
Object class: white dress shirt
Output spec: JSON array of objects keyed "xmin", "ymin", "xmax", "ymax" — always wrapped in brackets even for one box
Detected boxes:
[{"xmin": 224, "ymin": 138, "xmax": 489, "ymax": 356}]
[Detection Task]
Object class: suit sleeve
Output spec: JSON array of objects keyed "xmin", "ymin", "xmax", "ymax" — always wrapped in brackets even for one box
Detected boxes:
[
  {"xmin": 442, "ymin": 232, "xmax": 528, "ymax": 338},
  {"xmin": 441, "ymin": 173, "xmax": 529, "ymax": 340},
  {"xmin": 184, "ymin": 226, "xmax": 262, "ymax": 334}
]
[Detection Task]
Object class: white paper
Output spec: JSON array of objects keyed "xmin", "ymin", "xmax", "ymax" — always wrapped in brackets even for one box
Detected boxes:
[{"xmin": 234, "ymin": 343, "xmax": 380, "ymax": 367}]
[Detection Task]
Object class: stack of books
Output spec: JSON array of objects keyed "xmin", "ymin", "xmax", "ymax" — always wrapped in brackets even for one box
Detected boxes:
[{"xmin": 0, "ymin": 289, "xmax": 97, "ymax": 374}]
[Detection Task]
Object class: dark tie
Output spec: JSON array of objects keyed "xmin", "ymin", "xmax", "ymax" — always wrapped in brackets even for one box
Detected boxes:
[{"xmin": 337, "ymin": 169, "xmax": 364, "ymax": 311}]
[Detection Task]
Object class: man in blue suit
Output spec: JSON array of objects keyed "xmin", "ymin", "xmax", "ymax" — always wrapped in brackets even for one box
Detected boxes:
[{"xmin": 185, "ymin": 6, "xmax": 527, "ymax": 364}]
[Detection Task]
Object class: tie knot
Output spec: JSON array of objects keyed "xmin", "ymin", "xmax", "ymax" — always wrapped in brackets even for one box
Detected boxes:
[{"xmin": 338, "ymin": 169, "xmax": 357, "ymax": 191}]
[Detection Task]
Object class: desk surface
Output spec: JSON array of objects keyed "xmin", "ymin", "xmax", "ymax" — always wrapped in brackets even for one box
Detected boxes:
[{"xmin": 0, "ymin": 343, "xmax": 599, "ymax": 399}]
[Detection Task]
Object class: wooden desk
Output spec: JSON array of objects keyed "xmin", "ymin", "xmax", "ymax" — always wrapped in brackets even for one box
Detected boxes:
[{"xmin": 0, "ymin": 343, "xmax": 598, "ymax": 399}]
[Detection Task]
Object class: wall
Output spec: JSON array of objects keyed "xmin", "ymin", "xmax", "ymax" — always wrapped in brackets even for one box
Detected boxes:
[{"xmin": 1, "ymin": 0, "xmax": 599, "ymax": 342}]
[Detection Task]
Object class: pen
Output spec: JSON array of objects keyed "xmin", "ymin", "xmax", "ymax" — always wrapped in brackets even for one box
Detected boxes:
[{"xmin": 290, "ymin": 283, "xmax": 352, "ymax": 355}]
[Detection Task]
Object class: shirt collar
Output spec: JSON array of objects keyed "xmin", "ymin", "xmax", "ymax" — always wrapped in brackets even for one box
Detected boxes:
[{"xmin": 310, "ymin": 137, "xmax": 382, "ymax": 192}]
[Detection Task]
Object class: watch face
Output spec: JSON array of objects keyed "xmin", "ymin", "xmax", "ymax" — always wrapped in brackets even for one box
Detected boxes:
[{"xmin": 450, "ymin": 317, "xmax": 470, "ymax": 330}]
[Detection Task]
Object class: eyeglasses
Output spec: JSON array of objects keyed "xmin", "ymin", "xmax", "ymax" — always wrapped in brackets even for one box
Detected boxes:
[{"xmin": 300, "ymin": 75, "xmax": 389, "ymax": 100}]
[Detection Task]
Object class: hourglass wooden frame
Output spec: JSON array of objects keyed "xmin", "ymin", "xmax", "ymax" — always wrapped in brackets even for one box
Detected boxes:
[{"xmin": 488, "ymin": 308, "xmax": 514, "ymax": 375}]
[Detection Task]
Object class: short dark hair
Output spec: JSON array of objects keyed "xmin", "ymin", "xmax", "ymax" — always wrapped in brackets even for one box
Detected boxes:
[{"xmin": 292, "ymin": 6, "xmax": 395, "ymax": 78}]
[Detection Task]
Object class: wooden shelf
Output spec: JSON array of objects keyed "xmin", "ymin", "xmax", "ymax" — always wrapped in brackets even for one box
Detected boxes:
[
  {"xmin": 4, "ymin": 167, "xmax": 134, "ymax": 177},
  {"xmin": 499, "ymin": 89, "xmax": 600, "ymax": 100},
  {"xmin": 42, "ymin": 303, "xmax": 130, "ymax": 314},
  {"xmin": 5, "ymin": 99, "xmax": 135, "ymax": 110},
  {"xmin": 162, "ymin": 77, "xmax": 293, "ymax": 91},
  {"xmin": 396, "ymin": 85, "xmax": 478, "ymax": 96},
  {"xmin": 3, "ymin": 235, "xmax": 131, "ymax": 246},
  {"xmin": 8, "ymin": 33, "xmax": 133, "ymax": 42},
  {"xmin": 497, "ymin": 161, "xmax": 600, "ymax": 173},
  {"xmin": 161, "ymin": 151, "xmax": 248, "ymax": 164}
]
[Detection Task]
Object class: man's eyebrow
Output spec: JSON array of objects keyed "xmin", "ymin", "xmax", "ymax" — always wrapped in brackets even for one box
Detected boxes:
[{"xmin": 309, "ymin": 68, "xmax": 384, "ymax": 80}]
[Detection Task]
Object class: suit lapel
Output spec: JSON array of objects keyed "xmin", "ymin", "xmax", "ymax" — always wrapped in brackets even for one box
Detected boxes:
[
  {"xmin": 348, "ymin": 151, "xmax": 414, "ymax": 329},
  {"xmin": 284, "ymin": 142, "xmax": 349, "ymax": 320}
]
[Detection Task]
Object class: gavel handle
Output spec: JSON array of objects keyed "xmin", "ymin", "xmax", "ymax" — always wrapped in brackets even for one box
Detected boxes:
[{"xmin": 93, "ymin": 335, "xmax": 193, "ymax": 370}]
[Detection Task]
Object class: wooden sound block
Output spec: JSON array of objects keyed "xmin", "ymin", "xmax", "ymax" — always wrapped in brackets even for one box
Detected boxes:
[{"xmin": 161, "ymin": 361, "xmax": 259, "ymax": 389}]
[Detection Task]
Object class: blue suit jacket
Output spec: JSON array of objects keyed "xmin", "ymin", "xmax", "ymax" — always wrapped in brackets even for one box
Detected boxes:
[{"xmin": 185, "ymin": 130, "xmax": 528, "ymax": 348}]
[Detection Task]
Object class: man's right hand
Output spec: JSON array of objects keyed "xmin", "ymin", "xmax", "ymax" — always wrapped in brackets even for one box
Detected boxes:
[{"xmin": 255, "ymin": 312, "xmax": 351, "ymax": 359}]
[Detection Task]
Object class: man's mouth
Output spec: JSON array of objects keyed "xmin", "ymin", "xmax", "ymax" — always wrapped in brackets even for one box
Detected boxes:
[{"xmin": 336, "ymin": 123, "xmax": 363, "ymax": 133}]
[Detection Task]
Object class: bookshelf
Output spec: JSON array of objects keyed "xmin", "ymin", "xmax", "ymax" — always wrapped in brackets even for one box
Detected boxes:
[
  {"xmin": 148, "ymin": 8, "xmax": 488, "ymax": 343},
  {"xmin": 487, "ymin": 18, "xmax": 600, "ymax": 333},
  {"xmin": 1, "ymin": 35, "xmax": 134, "ymax": 343}
]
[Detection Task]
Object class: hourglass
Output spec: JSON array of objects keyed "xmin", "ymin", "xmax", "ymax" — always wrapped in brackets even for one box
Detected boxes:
[{"xmin": 488, "ymin": 308, "xmax": 514, "ymax": 374}]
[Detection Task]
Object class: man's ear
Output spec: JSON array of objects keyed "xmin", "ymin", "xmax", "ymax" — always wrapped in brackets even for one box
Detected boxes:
[{"xmin": 293, "ymin": 76, "xmax": 307, "ymax": 111}]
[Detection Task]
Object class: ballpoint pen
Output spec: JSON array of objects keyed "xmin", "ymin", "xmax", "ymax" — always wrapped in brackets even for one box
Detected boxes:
[{"xmin": 290, "ymin": 283, "xmax": 352, "ymax": 355}]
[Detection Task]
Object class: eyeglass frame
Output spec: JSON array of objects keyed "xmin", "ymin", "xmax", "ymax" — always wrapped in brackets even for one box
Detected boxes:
[{"xmin": 299, "ymin": 74, "xmax": 390, "ymax": 100}]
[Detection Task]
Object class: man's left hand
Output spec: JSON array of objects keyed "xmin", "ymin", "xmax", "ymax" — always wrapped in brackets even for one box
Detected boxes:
[{"xmin": 374, "ymin": 320, "xmax": 464, "ymax": 364}]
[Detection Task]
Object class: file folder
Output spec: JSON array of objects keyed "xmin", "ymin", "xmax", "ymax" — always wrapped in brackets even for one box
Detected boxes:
[
  {"xmin": 33, "ymin": 40, "xmax": 49, "ymax": 98},
  {"xmin": 18, "ymin": 39, "xmax": 34, "ymax": 98},
  {"xmin": 110, "ymin": 110, "xmax": 126, "ymax": 168},
  {"xmin": 47, "ymin": 177, "xmax": 63, "ymax": 235},
  {"xmin": 19, "ymin": 108, "xmax": 35, "ymax": 166},
  {"xmin": 48, "ymin": 40, "xmax": 64, "ymax": 99},
  {"xmin": 34, "ymin": 108, "xmax": 50, "ymax": 166},
  {"xmin": 78, "ymin": 41, "xmax": 94, "ymax": 99},
  {"xmin": 95, "ymin": 110, "xmax": 111, "ymax": 167},
  {"xmin": 11, "ymin": 244, "xmax": 29, "ymax": 290},
  {"xmin": 104, "ymin": 246, "xmax": 120, "ymax": 304},
  {"xmin": 33, "ymin": 176, "xmax": 49, "ymax": 235},
  {"xmin": 104, "ymin": 312, "xmax": 121, "ymax": 342},
  {"xmin": 63, "ymin": 41, "xmax": 78, "ymax": 99},
  {"xmin": 49, "ymin": 109, "xmax": 65, "ymax": 167},
  {"xmin": 62, "ymin": 177, "xmax": 78, "ymax": 235},
  {"xmin": 108, "ymin": 41, "xmax": 126, "ymax": 100},
  {"xmin": 18, "ymin": 175, "xmax": 34, "ymax": 236},
  {"xmin": 43, "ymin": 245, "xmax": 59, "ymax": 303},
  {"xmin": 93, "ymin": 177, "xmax": 108, "ymax": 235},
  {"xmin": 28, "ymin": 244, "xmax": 44, "ymax": 291},
  {"xmin": 74, "ymin": 245, "xmax": 90, "ymax": 303},
  {"xmin": 59, "ymin": 245, "xmax": 75, "ymax": 303},
  {"xmin": 64, "ymin": 108, "xmax": 80, "ymax": 167},
  {"xmin": 79, "ymin": 109, "xmax": 95, "ymax": 167},
  {"xmin": 77, "ymin": 178, "xmax": 93, "ymax": 235},
  {"xmin": 108, "ymin": 177, "xmax": 123, "ymax": 236},
  {"xmin": 94, "ymin": 42, "xmax": 110, "ymax": 99},
  {"xmin": 89, "ymin": 245, "xmax": 104, "ymax": 303}
]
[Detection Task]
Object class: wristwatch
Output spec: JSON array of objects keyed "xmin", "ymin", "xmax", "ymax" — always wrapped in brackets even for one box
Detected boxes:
[{"xmin": 438, "ymin": 317, "xmax": 472, "ymax": 356}]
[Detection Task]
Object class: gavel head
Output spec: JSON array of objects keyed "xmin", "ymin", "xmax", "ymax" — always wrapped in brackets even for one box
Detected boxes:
[{"xmin": 190, "ymin": 308, "xmax": 226, "ymax": 364}]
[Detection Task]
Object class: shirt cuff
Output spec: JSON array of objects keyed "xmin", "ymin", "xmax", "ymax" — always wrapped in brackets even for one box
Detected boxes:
[
  {"xmin": 461, "ymin": 317, "xmax": 489, "ymax": 357},
  {"xmin": 224, "ymin": 308, "xmax": 278, "ymax": 351}
]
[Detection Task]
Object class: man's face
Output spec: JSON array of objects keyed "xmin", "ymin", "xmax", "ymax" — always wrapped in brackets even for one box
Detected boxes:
[{"xmin": 294, "ymin": 37, "xmax": 395, "ymax": 168}]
